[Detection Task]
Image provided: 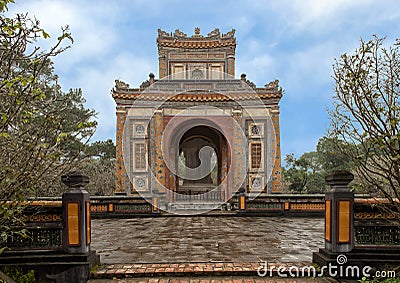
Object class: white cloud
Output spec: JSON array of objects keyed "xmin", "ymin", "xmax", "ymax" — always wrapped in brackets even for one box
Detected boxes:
[{"xmin": 5, "ymin": 0, "xmax": 400, "ymax": 156}]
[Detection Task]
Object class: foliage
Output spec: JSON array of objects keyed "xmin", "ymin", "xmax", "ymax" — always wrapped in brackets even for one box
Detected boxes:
[
  {"xmin": 82, "ymin": 139, "xmax": 116, "ymax": 195},
  {"xmin": 283, "ymin": 152, "xmax": 326, "ymax": 193},
  {"xmin": 0, "ymin": 266, "xmax": 35, "ymax": 283},
  {"xmin": 0, "ymin": 1, "xmax": 96, "ymax": 249},
  {"xmin": 282, "ymin": 136, "xmax": 352, "ymax": 193},
  {"xmin": 329, "ymin": 35, "xmax": 400, "ymax": 215}
]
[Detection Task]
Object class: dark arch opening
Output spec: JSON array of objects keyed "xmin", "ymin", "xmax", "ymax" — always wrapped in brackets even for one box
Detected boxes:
[{"xmin": 177, "ymin": 125, "xmax": 228, "ymax": 194}]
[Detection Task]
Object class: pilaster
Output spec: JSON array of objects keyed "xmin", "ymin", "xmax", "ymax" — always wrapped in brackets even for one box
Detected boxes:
[
  {"xmin": 115, "ymin": 108, "xmax": 127, "ymax": 194},
  {"xmin": 270, "ymin": 108, "xmax": 282, "ymax": 193}
]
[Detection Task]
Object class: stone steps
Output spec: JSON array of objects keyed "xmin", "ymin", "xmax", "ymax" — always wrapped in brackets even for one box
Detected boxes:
[{"xmin": 168, "ymin": 201, "xmax": 225, "ymax": 212}]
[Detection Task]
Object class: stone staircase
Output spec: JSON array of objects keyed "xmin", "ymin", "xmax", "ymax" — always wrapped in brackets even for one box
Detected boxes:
[{"xmin": 168, "ymin": 201, "xmax": 225, "ymax": 212}]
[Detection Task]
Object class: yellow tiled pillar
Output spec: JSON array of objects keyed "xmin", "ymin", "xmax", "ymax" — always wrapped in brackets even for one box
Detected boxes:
[
  {"xmin": 115, "ymin": 109, "xmax": 127, "ymax": 194},
  {"xmin": 153, "ymin": 109, "xmax": 165, "ymax": 193},
  {"xmin": 271, "ymin": 108, "xmax": 282, "ymax": 193}
]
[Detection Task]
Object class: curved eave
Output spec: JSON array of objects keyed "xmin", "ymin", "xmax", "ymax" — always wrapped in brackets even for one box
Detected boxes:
[
  {"xmin": 157, "ymin": 39, "xmax": 236, "ymax": 49},
  {"xmin": 112, "ymin": 90, "xmax": 282, "ymax": 102}
]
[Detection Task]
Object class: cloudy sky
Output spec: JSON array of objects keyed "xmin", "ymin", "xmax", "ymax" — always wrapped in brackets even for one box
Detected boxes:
[{"xmin": 6, "ymin": 0, "xmax": 400, "ymax": 159}]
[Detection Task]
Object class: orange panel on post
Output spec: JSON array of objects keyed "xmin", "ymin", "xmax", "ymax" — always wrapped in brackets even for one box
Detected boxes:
[
  {"xmin": 153, "ymin": 198, "xmax": 158, "ymax": 211},
  {"xmin": 86, "ymin": 201, "xmax": 91, "ymax": 245},
  {"xmin": 67, "ymin": 202, "xmax": 80, "ymax": 246},
  {"xmin": 338, "ymin": 200, "xmax": 350, "ymax": 243},
  {"xmin": 284, "ymin": 202, "xmax": 289, "ymax": 210},
  {"xmin": 239, "ymin": 196, "xmax": 245, "ymax": 210},
  {"xmin": 325, "ymin": 200, "xmax": 331, "ymax": 242}
]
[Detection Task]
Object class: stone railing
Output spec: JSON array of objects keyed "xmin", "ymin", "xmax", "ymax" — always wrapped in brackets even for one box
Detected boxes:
[
  {"xmin": 90, "ymin": 195, "xmax": 154, "ymax": 217},
  {"xmin": 236, "ymin": 193, "xmax": 327, "ymax": 216},
  {"xmin": 354, "ymin": 201, "xmax": 400, "ymax": 246},
  {"xmin": 3, "ymin": 202, "xmax": 63, "ymax": 251},
  {"xmin": 0, "ymin": 172, "xmax": 99, "ymax": 283}
]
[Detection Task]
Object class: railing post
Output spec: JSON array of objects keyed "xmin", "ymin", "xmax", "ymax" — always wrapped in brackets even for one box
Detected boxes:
[
  {"xmin": 61, "ymin": 172, "xmax": 91, "ymax": 254},
  {"xmin": 324, "ymin": 170, "xmax": 354, "ymax": 253},
  {"xmin": 152, "ymin": 189, "xmax": 159, "ymax": 213},
  {"xmin": 238, "ymin": 187, "xmax": 246, "ymax": 212}
]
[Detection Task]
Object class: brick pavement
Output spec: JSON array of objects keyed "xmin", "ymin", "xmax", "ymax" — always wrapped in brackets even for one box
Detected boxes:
[
  {"xmin": 90, "ymin": 262, "xmax": 337, "ymax": 282},
  {"xmin": 89, "ymin": 277, "xmax": 335, "ymax": 283}
]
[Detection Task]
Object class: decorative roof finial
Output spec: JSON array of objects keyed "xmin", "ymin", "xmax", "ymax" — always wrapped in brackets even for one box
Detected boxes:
[{"xmin": 194, "ymin": 27, "xmax": 200, "ymax": 35}]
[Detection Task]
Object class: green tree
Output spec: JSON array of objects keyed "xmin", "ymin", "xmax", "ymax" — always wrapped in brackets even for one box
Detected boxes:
[
  {"xmin": 329, "ymin": 35, "xmax": 400, "ymax": 215},
  {"xmin": 283, "ymin": 136, "xmax": 354, "ymax": 194},
  {"xmin": 83, "ymin": 139, "xmax": 116, "ymax": 195},
  {"xmin": 316, "ymin": 136, "xmax": 353, "ymax": 172},
  {"xmin": 0, "ymin": 0, "xmax": 96, "ymax": 248},
  {"xmin": 283, "ymin": 152, "xmax": 326, "ymax": 194}
]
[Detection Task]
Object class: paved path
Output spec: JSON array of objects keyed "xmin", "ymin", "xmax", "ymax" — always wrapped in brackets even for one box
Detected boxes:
[
  {"xmin": 89, "ymin": 262, "xmax": 336, "ymax": 282},
  {"xmin": 91, "ymin": 217, "xmax": 324, "ymax": 264},
  {"xmin": 88, "ymin": 277, "xmax": 335, "ymax": 282}
]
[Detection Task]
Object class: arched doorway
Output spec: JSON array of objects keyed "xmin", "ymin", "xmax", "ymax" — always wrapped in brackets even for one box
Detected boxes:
[{"xmin": 175, "ymin": 125, "xmax": 229, "ymax": 199}]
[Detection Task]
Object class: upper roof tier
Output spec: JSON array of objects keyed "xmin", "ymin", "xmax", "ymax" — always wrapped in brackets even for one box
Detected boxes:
[
  {"xmin": 157, "ymin": 28, "xmax": 237, "ymax": 49},
  {"xmin": 157, "ymin": 28, "xmax": 237, "ymax": 78}
]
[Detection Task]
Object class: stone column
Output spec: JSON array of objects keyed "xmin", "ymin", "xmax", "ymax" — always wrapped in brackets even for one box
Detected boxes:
[{"xmin": 324, "ymin": 170, "xmax": 354, "ymax": 253}]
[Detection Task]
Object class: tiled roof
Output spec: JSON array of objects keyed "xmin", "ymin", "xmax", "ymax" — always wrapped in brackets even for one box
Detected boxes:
[
  {"xmin": 112, "ymin": 91, "xmax": 282, "ymax": 102},
  {"xmin": 158, "ymin": 39, "xmax": 236, "ymax": 49}
]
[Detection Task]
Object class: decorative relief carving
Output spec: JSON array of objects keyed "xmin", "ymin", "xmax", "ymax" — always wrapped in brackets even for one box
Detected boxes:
[
  {"xmin": 251, "ymin": 177, "xmax": 262, "ymax": 189},
  {"xmin": 290, "ymin": 203, "xmax": 325, "ymax": 210},
  {"xmin": 135, "ymin": 124, "xmax": 145, "ymax": 135},
  {"xmin": 22, "ymin": 214, "xmax": 62, "ymax": 223},
  {"xmin": 135, "ymin": 178, "xmax": 146, "ymax": 189},
  {"xmin": 169, "ymin": 52, "xmax": 226, "ymax": 60},
  {"xmin": 91, "ymin": 204, "xmax": 108, "ymax": 212},
  {"xmin": 251, "ymin": 125, "xmax": 261, "ymax": 136},
  {"xmin": 191, "ymin": 69, "xmax": 204, "ymax": 80}
]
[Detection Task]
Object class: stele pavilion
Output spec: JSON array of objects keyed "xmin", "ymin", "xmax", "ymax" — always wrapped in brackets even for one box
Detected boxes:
[{"xmin": 112, "ymin": 28, "xmax": 283, "ymax": 208}]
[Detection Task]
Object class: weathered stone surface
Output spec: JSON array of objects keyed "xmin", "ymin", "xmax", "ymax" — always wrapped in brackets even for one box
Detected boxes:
[{"xmin": 91, "ymin": 217, "xmax": 323, "ymax": 264}]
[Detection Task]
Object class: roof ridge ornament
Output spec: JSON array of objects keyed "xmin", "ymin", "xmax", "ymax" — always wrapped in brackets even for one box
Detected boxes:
[
  {"xmin": 207, "ymin": 28, "xmax": 220, "ymax": 38},
  {"xmin": 174, "ymin": 29, "xmax": 187, "ymax": 38},
  {"xmin": 192, "ymin": 27, "xmax": 203, "ymax": 38},
  {"xmin": 222, "ymin": 29, "xmax": 235, "ymax": 38},
  {"xmin": 264, "ymin": 79, "xmax": 280, "ymax": 91}
]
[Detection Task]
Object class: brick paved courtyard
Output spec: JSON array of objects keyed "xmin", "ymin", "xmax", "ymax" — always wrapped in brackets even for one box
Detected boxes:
[{"xmin": 91, "ymin": 217, "xmax": 324, "ymax": 264}]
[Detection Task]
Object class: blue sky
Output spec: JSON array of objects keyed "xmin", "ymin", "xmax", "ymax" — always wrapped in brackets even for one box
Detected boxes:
[{"xmin": 7, "ymin": 0, "xmax": 400, "ymax": 159}]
